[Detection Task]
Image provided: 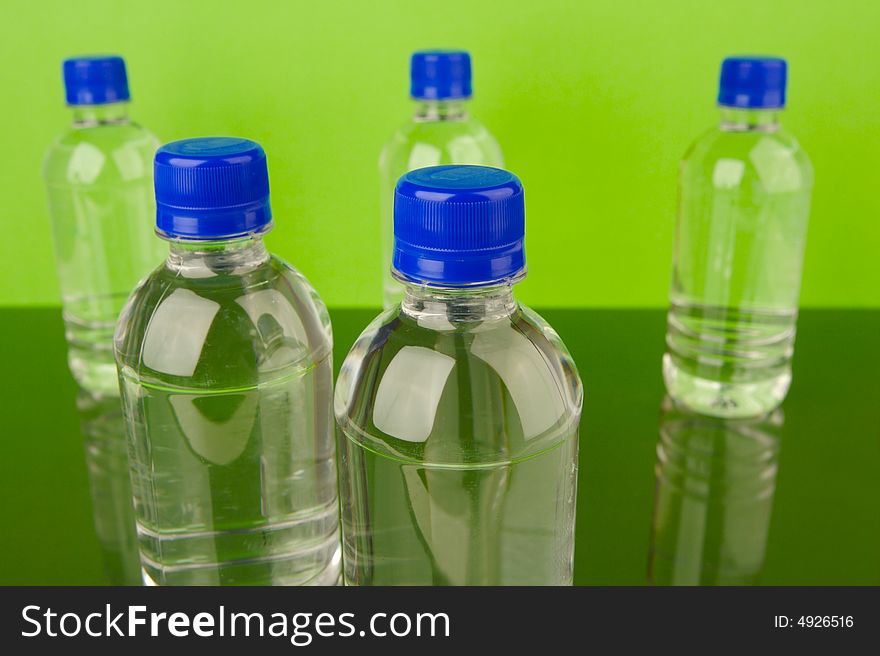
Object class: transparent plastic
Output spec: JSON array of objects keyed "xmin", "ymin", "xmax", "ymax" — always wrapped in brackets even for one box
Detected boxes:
[
  {"xmin": 43, "ymin": 102, "xmax": 165, "ymax": 396},
  {"xmin": 379, "ymin": 100, "xmax": 504, "ymax": 308},
  {"xmin": 664, "ymin": 107, "xmax": 813, "ymax": 418},
  {"xmin": 336, "ymin": 281, "xmax": 582, "ymax": 585},
  {"xmin": 43, "ymin": 101, "xmax": 163, "ymax": 584},
  {"xmin": 114, "ymin": 235, "xmax": 340, "ymax": 585},
  {"xmin": 648, "ymin": 398, "xmax": 782, "ymax": 585}
]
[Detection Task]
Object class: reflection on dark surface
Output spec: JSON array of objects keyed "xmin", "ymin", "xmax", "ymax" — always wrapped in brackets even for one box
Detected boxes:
[
  {"xmin": 648, "ymin": 397, "xmax": 782, "ymax": 585},
  {"xmin": 2, "ymin": 308, "xmax": 877, "ymax": 584},
  {"xmin": 77, "ymin": 389, "xmax": 141, "ymax": 585}
]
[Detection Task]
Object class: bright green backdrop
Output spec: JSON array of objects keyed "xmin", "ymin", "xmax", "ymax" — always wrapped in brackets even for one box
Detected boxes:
[{"xmin": 1, "ymin": 0, "xmax": 878, "ymax": 308}]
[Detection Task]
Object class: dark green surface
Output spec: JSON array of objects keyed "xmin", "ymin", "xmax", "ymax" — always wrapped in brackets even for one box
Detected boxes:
[{"xmin": 0, "ymin": 308, "xmax": 877, "ymax": 585}]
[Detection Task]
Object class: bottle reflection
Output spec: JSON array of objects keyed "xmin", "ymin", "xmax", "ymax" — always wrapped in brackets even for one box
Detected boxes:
[
  {"xmin": 77, "ymin": 389, "xmax": 141, "ymax": 585},
  {"xmin": 648, "ymin": 397, "xmax": 782, "ymax": 585}
]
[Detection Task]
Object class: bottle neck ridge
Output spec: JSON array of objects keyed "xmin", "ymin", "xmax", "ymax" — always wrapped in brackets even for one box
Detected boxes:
[
  {"xmin": 165, "ymin": 234, "xmax": 270, "ymax": 275},
  {"xmin": 718, "ymin": 106, "xmax": 781, "ymax": 132},
  {"xmin": 71, "ymin": 102, "xmax": 130, "ymax": 127},
  {"xmin": 401, "ymin": 282, "xmax": 517, "ymax": 323},
  {"xmin": 413, "ymin": 99, "xmax": 470, "ymax": 122}
]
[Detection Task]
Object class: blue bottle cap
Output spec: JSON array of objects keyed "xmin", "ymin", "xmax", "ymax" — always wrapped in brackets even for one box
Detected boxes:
[
  {"xmin": 63, "ymin": 56, "xmax": 130, "ymax": 105},
  {"xmin": 718, "ymin": 56, "xmax": 787, "ymax": 109},
  {"xmin": 410, "ymin": 50, "xmax": 472, "ymax": 100},
  {"xmin": 154, "ymin": 137, "xmax": 272, "ymax": 240},
  {"xmin": 393, "ymin": 165, "xmax": 525, "ymax": 286}
]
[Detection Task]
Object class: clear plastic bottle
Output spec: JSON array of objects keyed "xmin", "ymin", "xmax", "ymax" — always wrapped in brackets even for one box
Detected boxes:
[
  {"xmin": 648, "ymin": 398, "xmax": 782, "ymax": 585},
  {"xmin": 337, "ymin": 165, "xmax": 582, "ymax": 585},
  {"xmin": 379, "ymin": 50, "xmax": 504, "ymax": 309},
  {"xmin": 43, "ymin": 56, "xmax": 164, "ymax": 396},
  {"xmin": 664, "ymin": 57, "xmax": 813, "ymax": 418},
  {"xmin": 42, "ymin": 55, "xmax": 162, "ymax": 584},
  {"xmin": 114, "ymin": 138, "xmax": 340, "ymax": 586}
]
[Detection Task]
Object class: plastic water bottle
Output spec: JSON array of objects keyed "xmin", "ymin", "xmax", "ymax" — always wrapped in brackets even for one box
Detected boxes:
[
  {"xmin": 43, "ymin": 56, "xmax": 164, "ymax": 397},
  {"xmin": 648, "ymin": 398, "xmax": 781, "ymax": 585},
  {"xmin": 337, "ymin": 165, "xmax": 582, "ymax": 585},
  {"xmin": 114, "ymin": 137, "xmax": 340, "ymax": 586},
  {"xmin": 379, "ymin": 50, "xmax": 504, "ymax": 309},
  {"xmin": 43, "ymin": 55, "xmax": 162, "ymax": 584},
  {"xmin": 664, "ymin": 57, "xmax": 813, "ymax": 418}
]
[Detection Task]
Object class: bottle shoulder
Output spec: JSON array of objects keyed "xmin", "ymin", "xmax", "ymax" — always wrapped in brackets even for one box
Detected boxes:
[
  {"xmin": 682, "ymin": 125, "xmax": 813, "ymax": 191},
  {"xmin": 114, "ymin": 253, "xmax": 332, "ymax": 387},
  {"xmin": 379, "ymin": 116, "xmax": 504, "ymax": 173},
  {"xmin": 43, "ymin": 121, "xmax": 160, "ymax": 186},
  {"xmin": 334, "ymin": 303, "xmax": 583, "ymax": 465}
]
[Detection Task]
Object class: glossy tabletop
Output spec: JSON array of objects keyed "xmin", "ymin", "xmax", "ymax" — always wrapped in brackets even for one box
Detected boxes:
[{"xmin": 1, "ymin": 308, "xmax": 877, "ymax": 585}]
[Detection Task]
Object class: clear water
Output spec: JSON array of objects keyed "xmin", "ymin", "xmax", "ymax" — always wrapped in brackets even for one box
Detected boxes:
[
  {"xmin": 115, "ymin": 238, "xmax": 340, "ymax": 585},
  {"xmin": 43, "ymin": 103, "xmax": 165, "ymax": 396},
  {"xmin": 648, "ymin": 398, "xmax": 781, "ymax": 585},
  {"xmin": 379, "ymin": 100, "xmax": 503, "ymax": 309},
  {"xmin": 664, "ymin": 301, "xmax": 795, "ymax": 418},
  {"xmin": 339, "ymin": 428, "xmax": 578, "ymax": 585},
  {"xmin": 336, "ymin": 286, "xmax": 582, "ymax": 585},
  {"xmin": 61, "ymin": 293, "xmax": 135, "ymax": 397},
  {"xmin": 78, "ymin": 389, "xmax": 142, "ymax": 585},
  {"xmin": 42, "ymin": 103, "xmax": 163, "ymax": 584},
  {"xmin": 665, "ymin": 109, "xmax": 812, "ymax": 418}
]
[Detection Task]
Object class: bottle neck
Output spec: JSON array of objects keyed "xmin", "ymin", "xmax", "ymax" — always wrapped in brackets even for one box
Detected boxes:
[
  {"xmin": 412, "ymin": 98, "xmax": 470, "ymax": 122},
  {"xmin": 165, "ymin": 235, "xmax": 270, "ymax": 275},
  {"xmin": 718, "ymin": 106, "xmax": 781, "ymax": 133},
  {"xmin": 401, "ymin": 282, "xmax": 517, "ymax": 324},
  {"xmin": 71, "ymin": 102, "xmax": 131, "ymax": 128}
]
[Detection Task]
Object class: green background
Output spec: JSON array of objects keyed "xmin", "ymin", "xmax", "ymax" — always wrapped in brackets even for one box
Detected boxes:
[{"xmin": 1, "ymin": 0, "xmax": 879, "ymax": 308}]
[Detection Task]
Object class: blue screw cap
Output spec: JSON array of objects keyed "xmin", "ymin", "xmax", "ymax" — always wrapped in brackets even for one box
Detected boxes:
[
  {"xmin": 393, "ymin": 165, "xmax": 525, "ymax": 286},
  {"xmin": 63, "ymin": 56, "xmax": 130, "ymax": 106},
  {"xmin": 410, "ymin": 50, "xmax": 472, "ymax": 100},
  {"xmin": 718, "ymin": 56, "xmax": 787, "ymax": 109},
  {"xmin": 154, "ymin": 137, "xmax": 272, "ymax": 240}
]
